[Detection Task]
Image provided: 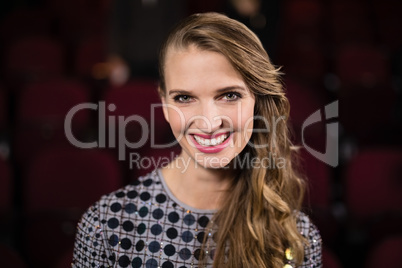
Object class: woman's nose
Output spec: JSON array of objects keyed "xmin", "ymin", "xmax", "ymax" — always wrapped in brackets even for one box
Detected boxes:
[{"xmin": 193, "ymin": 103, "xmax": 223, "ymax": 133}]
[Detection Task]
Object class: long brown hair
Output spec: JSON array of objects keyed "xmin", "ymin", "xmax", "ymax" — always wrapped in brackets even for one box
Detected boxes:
[{"xmin": 159, "ymin": 12, "xmax": 306, "ymax": 268}]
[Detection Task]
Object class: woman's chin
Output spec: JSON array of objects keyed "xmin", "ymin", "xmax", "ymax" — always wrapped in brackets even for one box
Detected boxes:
[{"xmin": 195, "ymin": 157, "xmax": 232, "ymax": 170}]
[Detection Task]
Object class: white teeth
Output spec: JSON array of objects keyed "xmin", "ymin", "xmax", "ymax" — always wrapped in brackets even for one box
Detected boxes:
[{"xmin": 193, "ymin": 134, "xmax": 228, "ymax": 146}]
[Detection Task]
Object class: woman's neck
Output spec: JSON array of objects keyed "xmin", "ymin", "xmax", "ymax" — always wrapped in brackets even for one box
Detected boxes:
[{"xmin": 161, "ymin": 153, "xmax": 235, "ymax": 210}]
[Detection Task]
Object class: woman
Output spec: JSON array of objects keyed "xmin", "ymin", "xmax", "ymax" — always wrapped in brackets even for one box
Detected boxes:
[{"xmin": 72, "ymin": 12, "xmax": 322, "ymax": 268}]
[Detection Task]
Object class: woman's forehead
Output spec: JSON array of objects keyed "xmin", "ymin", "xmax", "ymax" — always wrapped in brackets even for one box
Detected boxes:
[{"xmin": 164, "ymin": 47, "xmax": 247, "ymax": 91}]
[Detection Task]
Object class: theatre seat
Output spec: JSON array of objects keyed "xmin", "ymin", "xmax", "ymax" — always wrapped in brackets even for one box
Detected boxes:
[
  {"xmin": 74, "ymin": 36, "xmax": 107, "ymax": 79},
  {"xmin": 14, "ymin": 78, "xmax": 91, "ymax": 167},
  {"xmin": 4, "ymin": 36, "xmax": 65, "ymax": 85},
  {"xmin": 0, "ymin": 8, "xmax": 52, "ymax": 44},
  {"xmin": 0, "ymin": 156, "xmax": 12, "ymax": 214},
  {"xmin": 344, "ymin": 147, "xmax": 402, "ymax": 249},
  {"xmin": 102, "ymin": 79, "xmax": 173, "ymax": 164},
  {"xmin": 365, "ymin": 235, "xmax": 402, "ymax": 268},
  {"xmin": 345, "ymin": 148, "xmax": 402, "ymax": 220},
  {"xmin": 335, "ymin": 45, "xmax": 389, "ymax": 89},
  {"xmin": 323, "ymin": 247, "xmax": 343, "ymax": 268},
  {"xmin": 22, "ymin": 147, "xmax": 123, "ymax": 268},
  {"xmin": 373, "ymin": 1, "xmax": 402, "ymax": 51},
  {"xmin": 0, "ymin": 88, "xmax": 7, "ymax": 132},
  {"xmin": 0, "ymin": 244, "xmax": 27, "ymax": 268},
  {"xmin": 328, "ymin": 1, "xmax": 374, "ymax": 46},
  {"xmin": 55, "ymin": 247, "xmax": 74, "ymax": 268}
]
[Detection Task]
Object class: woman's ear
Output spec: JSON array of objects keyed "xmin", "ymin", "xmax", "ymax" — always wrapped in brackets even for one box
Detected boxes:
[{"xmin": 159, "ymin": 88, "xmax": 170, "ymax": 123}]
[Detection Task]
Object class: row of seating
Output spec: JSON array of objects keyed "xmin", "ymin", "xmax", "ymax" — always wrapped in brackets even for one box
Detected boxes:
[
  {"xmin": 279, "ymin": 0, "xmax": 402, "ymax": 50},
  {"xmin": 2, "ymin": 0, "xmax": 400, "ymax": 50},
  {"xmin": 1, "ymin": 1, "xmax": 401, "ymax": 87},
  {"xmin": 1, "ymin": 33, "xmax": 398, "ymax": 90},
  {"xmin": 277, "ymin": 0, "xmax": 402, "ymax": 149},
  {"xmin": 0, "ymin": 79, "xmax": 174, "ymax": 168},
  {"xmin": 1, "ymin": 35, "xmax": 106, "ymax": 87},
  {"xmin": 0, "ymin": 0, "xmax": 108, "ymax": 45},
  {"xmin": 278, "ymin": 0, "xmax": 401, "ymax": 95}
]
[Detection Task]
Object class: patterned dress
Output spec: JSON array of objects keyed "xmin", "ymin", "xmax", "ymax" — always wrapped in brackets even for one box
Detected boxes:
[{"xmin": 72, "ymin": 169, "xmax": 322, "ymax": 268}]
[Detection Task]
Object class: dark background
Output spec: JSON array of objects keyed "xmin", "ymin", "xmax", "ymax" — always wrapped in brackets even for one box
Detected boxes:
[{"xmin": 0, "ymin": 0, "xmax": 401, "ymax": 267}]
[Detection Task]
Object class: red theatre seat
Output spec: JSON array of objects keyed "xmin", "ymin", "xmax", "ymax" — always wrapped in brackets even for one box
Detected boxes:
[
  {"xmin": 55, "ymin": 247, "xmax": 74, "ymax": 268},
  {"xmin": 285, "ymin": 79, "xmax": 328, "ymax": 152},
  {"xmin": 0, "ymin": 244, "xmax": 27, "ymax": 268},
  {"xmin": 14, "ymin": 79, "xmax": 91, "ymax": 167},
  {"xmin": 103, "ymin": 79, "xmax": 173, "ymax": 161},
  {"xmin": 365, "ymin": 235, "xmax": 402, "ymax": 268},
  {"xmin": 323, "ymin": 247, "xmax": 343, "ymax": 268},
  {"xmin": 281, "ymin": 0, "xmax": 324, "ymax": 39},
  {"xmin": 74, "ymin": 36, "xmax": 107, "ymax": 79},
  {"xmin": 345, "ymin": 148, "xmax": 402, "ymax": 220},
  {"xmin": 4, "ymin": 36, "xmax": 65, "ymax": 84},
  {"xmin": 335, "ymin": 45, "xmax": 389, "ymax": 88},
  {"xmin": 0, "ymin": 88, "xmax": 7, "ymax": 130},
  {"xmin": 298, "ymin": 148, "xmax": 339, "ymax": 243},
  {"xmin": 373, "ymin": 1, "xmax": 402, "ymax": 51},
  {"xmin": 22, "ymin": 147, "xmax": 123, "ymax": 268},
  {"xmin": 24, "ymin": 147, "xmax": 123, "ymax": 212},
  {"xmin": 0, "ymin": 8, "xmax": 52, "ymax": 43},
  {"xmin": 0, "ymin": 156, "xmax": 12, "ymax": 213},
  {"xmin": 328, "ymin": 1, "xmax": 374, "ymax": 46},
  {"xmin": 299, "ymin": 149, "xmax": 331, "ymax": 209}
]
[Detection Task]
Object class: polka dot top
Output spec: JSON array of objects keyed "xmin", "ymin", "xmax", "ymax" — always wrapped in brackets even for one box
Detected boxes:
[{"xmin": 72, "ymin": 169, "xmax": 322, "ymax": 268}]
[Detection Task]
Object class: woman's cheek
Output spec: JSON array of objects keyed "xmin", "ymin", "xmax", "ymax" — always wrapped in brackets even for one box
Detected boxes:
[
  {"xmin": 240, "ymin": 104, "xmax": 255, "ymax": 141},
  {"xmin": 168, "ymin": 108, "xmax": 186, "ymax": 136}
]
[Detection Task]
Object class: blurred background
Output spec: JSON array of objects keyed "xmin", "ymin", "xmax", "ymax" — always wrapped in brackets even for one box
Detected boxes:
[{"xmin": 0, "ymin": 0, "xmax": 401, "ymax": 267}]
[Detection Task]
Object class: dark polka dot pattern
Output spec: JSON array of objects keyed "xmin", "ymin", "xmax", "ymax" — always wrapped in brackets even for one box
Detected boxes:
[
  {"xmin": 122, "ymin": 221, "xmax": 134, "ymax": 232},
  {"xmin": 72, "ymin": 169, "xmax": 322, "ymax": 267}
]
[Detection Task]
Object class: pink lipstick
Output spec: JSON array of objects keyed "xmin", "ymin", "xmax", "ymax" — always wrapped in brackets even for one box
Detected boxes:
[{"xmin": 190, "ymin": 132, "xmax": 232, "ymax": 154}]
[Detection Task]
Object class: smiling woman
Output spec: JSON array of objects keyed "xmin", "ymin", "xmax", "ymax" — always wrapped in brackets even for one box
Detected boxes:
[
  {"xmin": 72, "ymin": 12, "xmax": 322, "ymax": 268},
  {"xmin": 161, "ymin": 45, "xmax": 255, "ymax": 169}
]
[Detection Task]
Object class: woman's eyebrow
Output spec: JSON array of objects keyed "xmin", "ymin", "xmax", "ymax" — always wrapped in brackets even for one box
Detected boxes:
[
  {"xmin": 215, "ymin": 86, "xmax": 246, "ymax": 94},
  {"xmin": 168, "ymin": 86, "xmax": 246, "ymax": 96},
  {"xmin": 168, "ymin": 90, "xmax": 191, "ymax": 96}
]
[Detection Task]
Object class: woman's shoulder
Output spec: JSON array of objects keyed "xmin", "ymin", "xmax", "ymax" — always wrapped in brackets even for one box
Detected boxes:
[
  {"xmin": 294, "ymin": 211, "xmax": 323, "ymax": 267},
  {"xmin": 86, "ymin": 169, "xmax": 163, "ymax": 213},
  {"xmin": 295, "ymin": 211, "xmax": 319, "ymax": 238}
]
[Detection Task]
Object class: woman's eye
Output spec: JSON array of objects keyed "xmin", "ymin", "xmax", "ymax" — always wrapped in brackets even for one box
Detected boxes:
[
  {"xmin": 174, "ymin": 95, "xmax": 192, "ymax": 103},
  {"xmin": 222, "ymin": 92, "xmax": 241, "ymax": 101}
]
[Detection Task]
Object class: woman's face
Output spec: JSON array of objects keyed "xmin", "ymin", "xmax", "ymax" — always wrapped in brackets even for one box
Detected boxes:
[{"xmin": 161, "ymin": 45, "xmax": 255, "ymax": 169}]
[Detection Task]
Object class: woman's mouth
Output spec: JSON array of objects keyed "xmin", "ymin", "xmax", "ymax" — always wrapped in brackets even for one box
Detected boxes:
[
  {"xmin": 190, "ymin": 132, "xmax": 232, "ymax": 154},
  {"xmin": 193, "ymin": 133, "xmax": 229, "ymax": 146}
]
